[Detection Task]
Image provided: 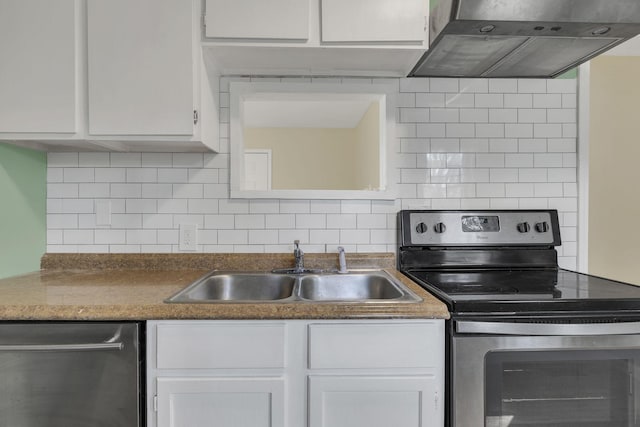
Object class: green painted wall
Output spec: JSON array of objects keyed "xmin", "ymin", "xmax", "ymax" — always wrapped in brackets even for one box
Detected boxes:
[{"xmin": 0, "ymin": 143, "xmax": 46, "ymax": 278}]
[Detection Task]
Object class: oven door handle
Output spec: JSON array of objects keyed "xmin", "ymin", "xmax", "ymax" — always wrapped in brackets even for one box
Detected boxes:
[{"xmin": 456, "ymin": 320, "xmax": 640, "ymax": 336}]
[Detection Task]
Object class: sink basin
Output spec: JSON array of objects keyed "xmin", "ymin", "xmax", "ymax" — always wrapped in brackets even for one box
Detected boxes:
[
  {"xmin": 299, "ymin": 272, "xmax": 409, "ymax": 301},
  {"xmin": 165, "ymin": 270, "xmax": 420, "ymax": 303},
  {"xmin": 166, "ymin": 273, "xmax": 296, "ymax": 303}
]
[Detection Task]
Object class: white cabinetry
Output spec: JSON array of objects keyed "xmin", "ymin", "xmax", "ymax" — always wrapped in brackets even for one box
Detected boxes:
[
  {"xmin": 0, "ymin": 0, "xmax": 77, "ymax": 135},
  {"xmin": 147, "ymin": 319, "xmax": 444, "ymax": 427},
  {"xmin": 202, "ymin": 0, "xmax": 428, "ymax": 77},
  {"xmin": 0, "ymin": 0, "xmax": 218, "ymax": 152},
  {"xmin": 157, "ymin": 377, "xmax": 284, "ymax": 427},
  {"xmin": 87, "ymin": 0, "xmax": 194, "ymax": 137},
  {"xmin": 320, "ymin": 0, "xmax": 426, "ymax": 43},
  {"xmin": 205, "ymin": 0, "xmax": 309, "ymax": 40},
  {"xmin": 309, "ymin": 376, "xmax": 438, "ymax": 427}
]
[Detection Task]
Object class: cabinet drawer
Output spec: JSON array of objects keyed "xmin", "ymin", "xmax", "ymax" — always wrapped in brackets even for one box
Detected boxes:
[
  {"xmin": 308, "ymin": 322, "xmax": 440, "ymax": 369},
  {"xmin": 156, "ymin": 323, "xmax": 286, "ymax": 369}
]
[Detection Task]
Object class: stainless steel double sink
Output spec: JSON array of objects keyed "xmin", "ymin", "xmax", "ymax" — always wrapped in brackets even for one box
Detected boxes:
[{"xmin": 165, "ymin": 270, "xmax": 421, "ymax": 303}]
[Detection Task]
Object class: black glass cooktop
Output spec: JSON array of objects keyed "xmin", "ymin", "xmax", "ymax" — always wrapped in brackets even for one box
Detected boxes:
[{"xmin": 404, "ymin": 269, "xmax": 640, "ymax": 314}]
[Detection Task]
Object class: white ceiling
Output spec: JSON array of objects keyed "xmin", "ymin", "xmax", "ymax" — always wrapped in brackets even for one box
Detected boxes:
[
  {"xmin": 243, "ymin": 99, "xmax": 373, "ymax": 128},
  {"xmin": 604, "ymin": 35, "xmax": 640, "ymax": 56}
]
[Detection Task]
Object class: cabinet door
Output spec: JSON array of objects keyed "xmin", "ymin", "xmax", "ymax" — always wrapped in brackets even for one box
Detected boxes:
[
  {"xmin": 321, "ymin": 0, "xmax": 426, "ymax": 43},
  {"xmin": 205, "ymin": 0, "xmax": 309, "ymax": 40},
  {"xmin": 309, "ymin": 375, "xmax": 440, "ymax": 427},
  {"xmin": 0, "ymin": 0, "xmax": 76, "ymax": 133},
  {"xmin": 87, "ymin": 0, "xmax": 194, "ymax": 136},
  {"xmin": 157, "ymin": 377, "xmax": 285, "ymax": 427}
]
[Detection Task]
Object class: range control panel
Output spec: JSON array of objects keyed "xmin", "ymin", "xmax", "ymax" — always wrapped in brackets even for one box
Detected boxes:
[{"xmin": 399, "ymin": 210, "xmax": 561, "ymax": 247}]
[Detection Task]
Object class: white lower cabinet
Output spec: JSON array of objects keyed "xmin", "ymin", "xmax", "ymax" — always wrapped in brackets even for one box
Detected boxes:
[
  {"xmin": 157, "ymin": 377, "xmax": 284, "ymax": 427},
  {"xmin": 309, "ymin": 375, "xmax": 438, "ymax": 427},
  {"xmin": 147, "ymin": 319, "xmax": 444, "ymax": 427}
]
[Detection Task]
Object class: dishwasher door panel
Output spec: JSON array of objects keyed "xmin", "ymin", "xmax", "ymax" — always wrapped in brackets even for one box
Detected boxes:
[{"xmin": 0, "ymin": 323, "xmax": 140, "ymax": 427}]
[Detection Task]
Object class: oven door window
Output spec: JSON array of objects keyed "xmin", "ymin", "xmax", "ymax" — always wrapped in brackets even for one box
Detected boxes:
[{"xmin": 485, "ymin": 349, "xmax": 637, "ymax": 427}]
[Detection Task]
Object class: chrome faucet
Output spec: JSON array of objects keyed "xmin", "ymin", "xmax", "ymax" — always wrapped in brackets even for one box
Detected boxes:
[
  {"xmin": 337, "ymin": 246, "xmax": 348, "ymax": 274},
  {"xmin": 293, "ymin": 240, "xmax": 304, "ymax": 273}
]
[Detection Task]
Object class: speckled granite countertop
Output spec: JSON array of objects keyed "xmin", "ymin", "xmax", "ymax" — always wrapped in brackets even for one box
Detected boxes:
[{"xmin": 0, "ymin": 254, "xmax": 449, "ymax": 321}]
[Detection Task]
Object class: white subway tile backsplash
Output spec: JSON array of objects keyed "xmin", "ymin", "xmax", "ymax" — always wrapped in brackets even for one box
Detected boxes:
[
  {"xmin": 79, "ymin": 153, "xmax": 110, "ymax": 167},
  {"xmin": 126, "ymin": 168, "xmax": 157, "ymax": 183},
  {"xmin": 489, "ymin": 79, "xmax": 518, "ymax": 93},
  {"xmin": 158, "ymin": 168, "xmax": 188, "ymax": 183},
  {"xmin": 477, "ymin": 183, "xmax": 505, "ymax": 198},
  {"xmin": 416, "ymin": 93, "xmax": 445, "ymax": 108},
  {"xmin": 534, "ymin": 183, "xmax": 564, "ymax": 197},
  {"xmin": 476, "ymin": 154, "xmax": 505, "ymax": 168},
  {"xmin": 460, "ymin": 109, "xmax": 488, "ymax": 123},
  {"xmin": 489, "ymin": 139, "xmax": 518, "ymax": 153},
  {"xmin": 141, "ymin": 153, "xmax": 173, "ymax": 167},
  {"xmin": 205, "ymin": 214, "xmax": 235, "ymax": 229},
  {"xmin": 490, "ymin": 168, "xmax": 518, "ymax": 183},
  {"xmin": 418, "ymin": 184, "xmax": 447, "ymax": 199},
  {"xmin": 326, "ymin": 214, "xmax": 357, "ymax": 229},
  {"xmin": 48, "ymin": 153, "xmax": 78, "ymax": 167},
  {"xmin": 417, "ymin": 123, "xmax": 446, "ymax": 138},
  {"xmin": 429, "ymin": 78, "xmax": 459, "ymax": 93},
  {"xmin": 534, "ymin": 124, "xmax": 563, "ymax": 138},
  {"xmin": 475, "ymin": 94, "xmax": 504, "ymax": 108},
  {"xmin": 45, "ymin": 76, "xmax": 578, "ymax": 267},
  {"xmin": 460, "ymin": 138, "xmax": 489, "ymax": 152},
  {"xmin": 489, "ymin": 109, "xmax": 518, "ymax": 123},
  {"xmin": 430, "ymin": 138, "xmax": 460, "ymax": 152},
  {"xmin": 111, "ymin": 153, "xmax": 141, "ymax": 167},
  {"xmin": 79, "ymin": 183, "xmax": 110, "ymax": 198},
  {"xmin": 111, "ymin": 184, "xmax": 142, "ymax": 198},
  {"xmin": 95, "ymin": 230, "xmax": 126, "ymax": 245},
  {"xmin": 64, "ymin": 168, "xmax": 94, "ymax": 183},
  {"xmin": 400, "ymin": 78, "xmax": 429, "ymax": 92},
  {"xmin": 296, "ymin": 214, "xmax": 326, "ymax": 229},
  {"xmin": 187, "ymin": 199, "xmax": 218, "ymax": 214},
  {"xmin": 505, "ymin": 123, "xmax": 534, "ymax": 138},
  {"xmin": 95, "ymin": 168, "xmax": 126, "ymax": 183},
  {"xmin": 475, "ymin": 124, "xmax": 504, "ymax": 138},
  {"xmin": 446, "ymin": 123, "xmax": 475, "ymax": 138},
  {"xmin": 518, "ymin": 79, "xmax": 547, "ymax": 93},
  {"xmin": 519, "ymin": 168, "xmax": 548, "ymax": 183},
  {"xmin": 400, "ymin": 108, "xmax": 429, "ymax": 123},
  {"xmin": 48, "ymin": 183, "xmax": 79, "ymax": 198},
  {"xmin": 445, "ymin": 93, "xmax": 475, "ymax": 108},
  {"xmin": 504, "ymin": 94, "xmax": 533, "ymax": 108},
  {"xmin": 400, "ymin": 138, "xmax": 430, "ymax": 153},
  {"xmin": 459, "ymin": 78, "xmax": 488, "ymax": 93}
]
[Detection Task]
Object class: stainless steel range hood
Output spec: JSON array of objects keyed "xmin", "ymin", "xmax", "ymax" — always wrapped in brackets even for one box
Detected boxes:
[{"xmin": 410, "ymin": 0, "xmax": 640, "ymax": 78}]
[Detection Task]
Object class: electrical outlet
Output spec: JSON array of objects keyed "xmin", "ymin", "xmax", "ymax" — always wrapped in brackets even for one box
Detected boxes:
[
  {"xmin": 95, "ymin": 200, "xmax": 112, "ymax": 226},
  {"xmin": 179, "ymin": 223, "xmax": 198, "ymax": 251}
]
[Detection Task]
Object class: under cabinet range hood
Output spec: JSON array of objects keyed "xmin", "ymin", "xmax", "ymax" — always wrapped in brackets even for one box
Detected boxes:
[{"xmin": 410, "ymin": 0, "xmax": 640, "ymax": 78}]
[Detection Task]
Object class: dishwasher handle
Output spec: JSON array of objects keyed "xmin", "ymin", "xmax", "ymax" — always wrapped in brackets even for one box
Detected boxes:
[
  {"xmin": 456, "ymin": 320, "xmax": 640, "ymax": 336},
  {"xmin": 0, "ymin": 342, "xmax": 124, "ymax": 352}
]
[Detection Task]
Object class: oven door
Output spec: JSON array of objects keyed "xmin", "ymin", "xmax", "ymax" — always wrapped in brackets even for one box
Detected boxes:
[{"xmin": 452, "ymin": 320, "xmax": 640, "ymax": 427}]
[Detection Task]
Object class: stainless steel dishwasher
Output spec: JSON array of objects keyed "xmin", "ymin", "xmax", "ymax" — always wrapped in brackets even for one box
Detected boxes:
[{"xmin": 0, "ymin": 322, "xmax": 141, "ymax": 426}]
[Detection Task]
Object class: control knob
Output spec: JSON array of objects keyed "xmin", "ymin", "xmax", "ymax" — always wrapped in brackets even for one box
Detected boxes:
[
  {"xmin": 517, "ymin": 222, "xmax": 531, "ymax": 233},
  {"xmin": 433, "ymin": 222, "xmax": 447, "ymax": 234},
  {"xmin": 415, "ymin": 222, "xmax": 428, "ymax": 234},
  {"xmin": 535, "ymin": 222, "xmax": 549, "ymax": 233}
]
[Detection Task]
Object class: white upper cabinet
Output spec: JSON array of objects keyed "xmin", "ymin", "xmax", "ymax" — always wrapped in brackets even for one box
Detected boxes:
[
  {"xmin": 321, "ymin": 0, "xmax": 426, "ymax": 43},
  {"xmin": 0, "ymin": 0, "xmax": 76, "ymax": 134},
  {"xmin": 205, "ymin": 0, "xmax": 309, "ymax": 40},
  {"xmin": 87, "ymin": 0, "xmax": 194, "ymax": 136},
  {"xmin": 202, "ymin": 0, "xmax": 428, "ymax": 77}
]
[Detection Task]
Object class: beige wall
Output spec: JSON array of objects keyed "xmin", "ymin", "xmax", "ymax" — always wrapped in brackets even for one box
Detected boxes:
[
  {"xmin": 354, "ymin": 102, "xmax": 381, "ymax": 190},
  {"xmin": 588, "ymin": 56, "xmax": 640, "ymax": 285},
  {"xmin": 244, "ymin": 127, "xmax": 358, "ymax": 190}
]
